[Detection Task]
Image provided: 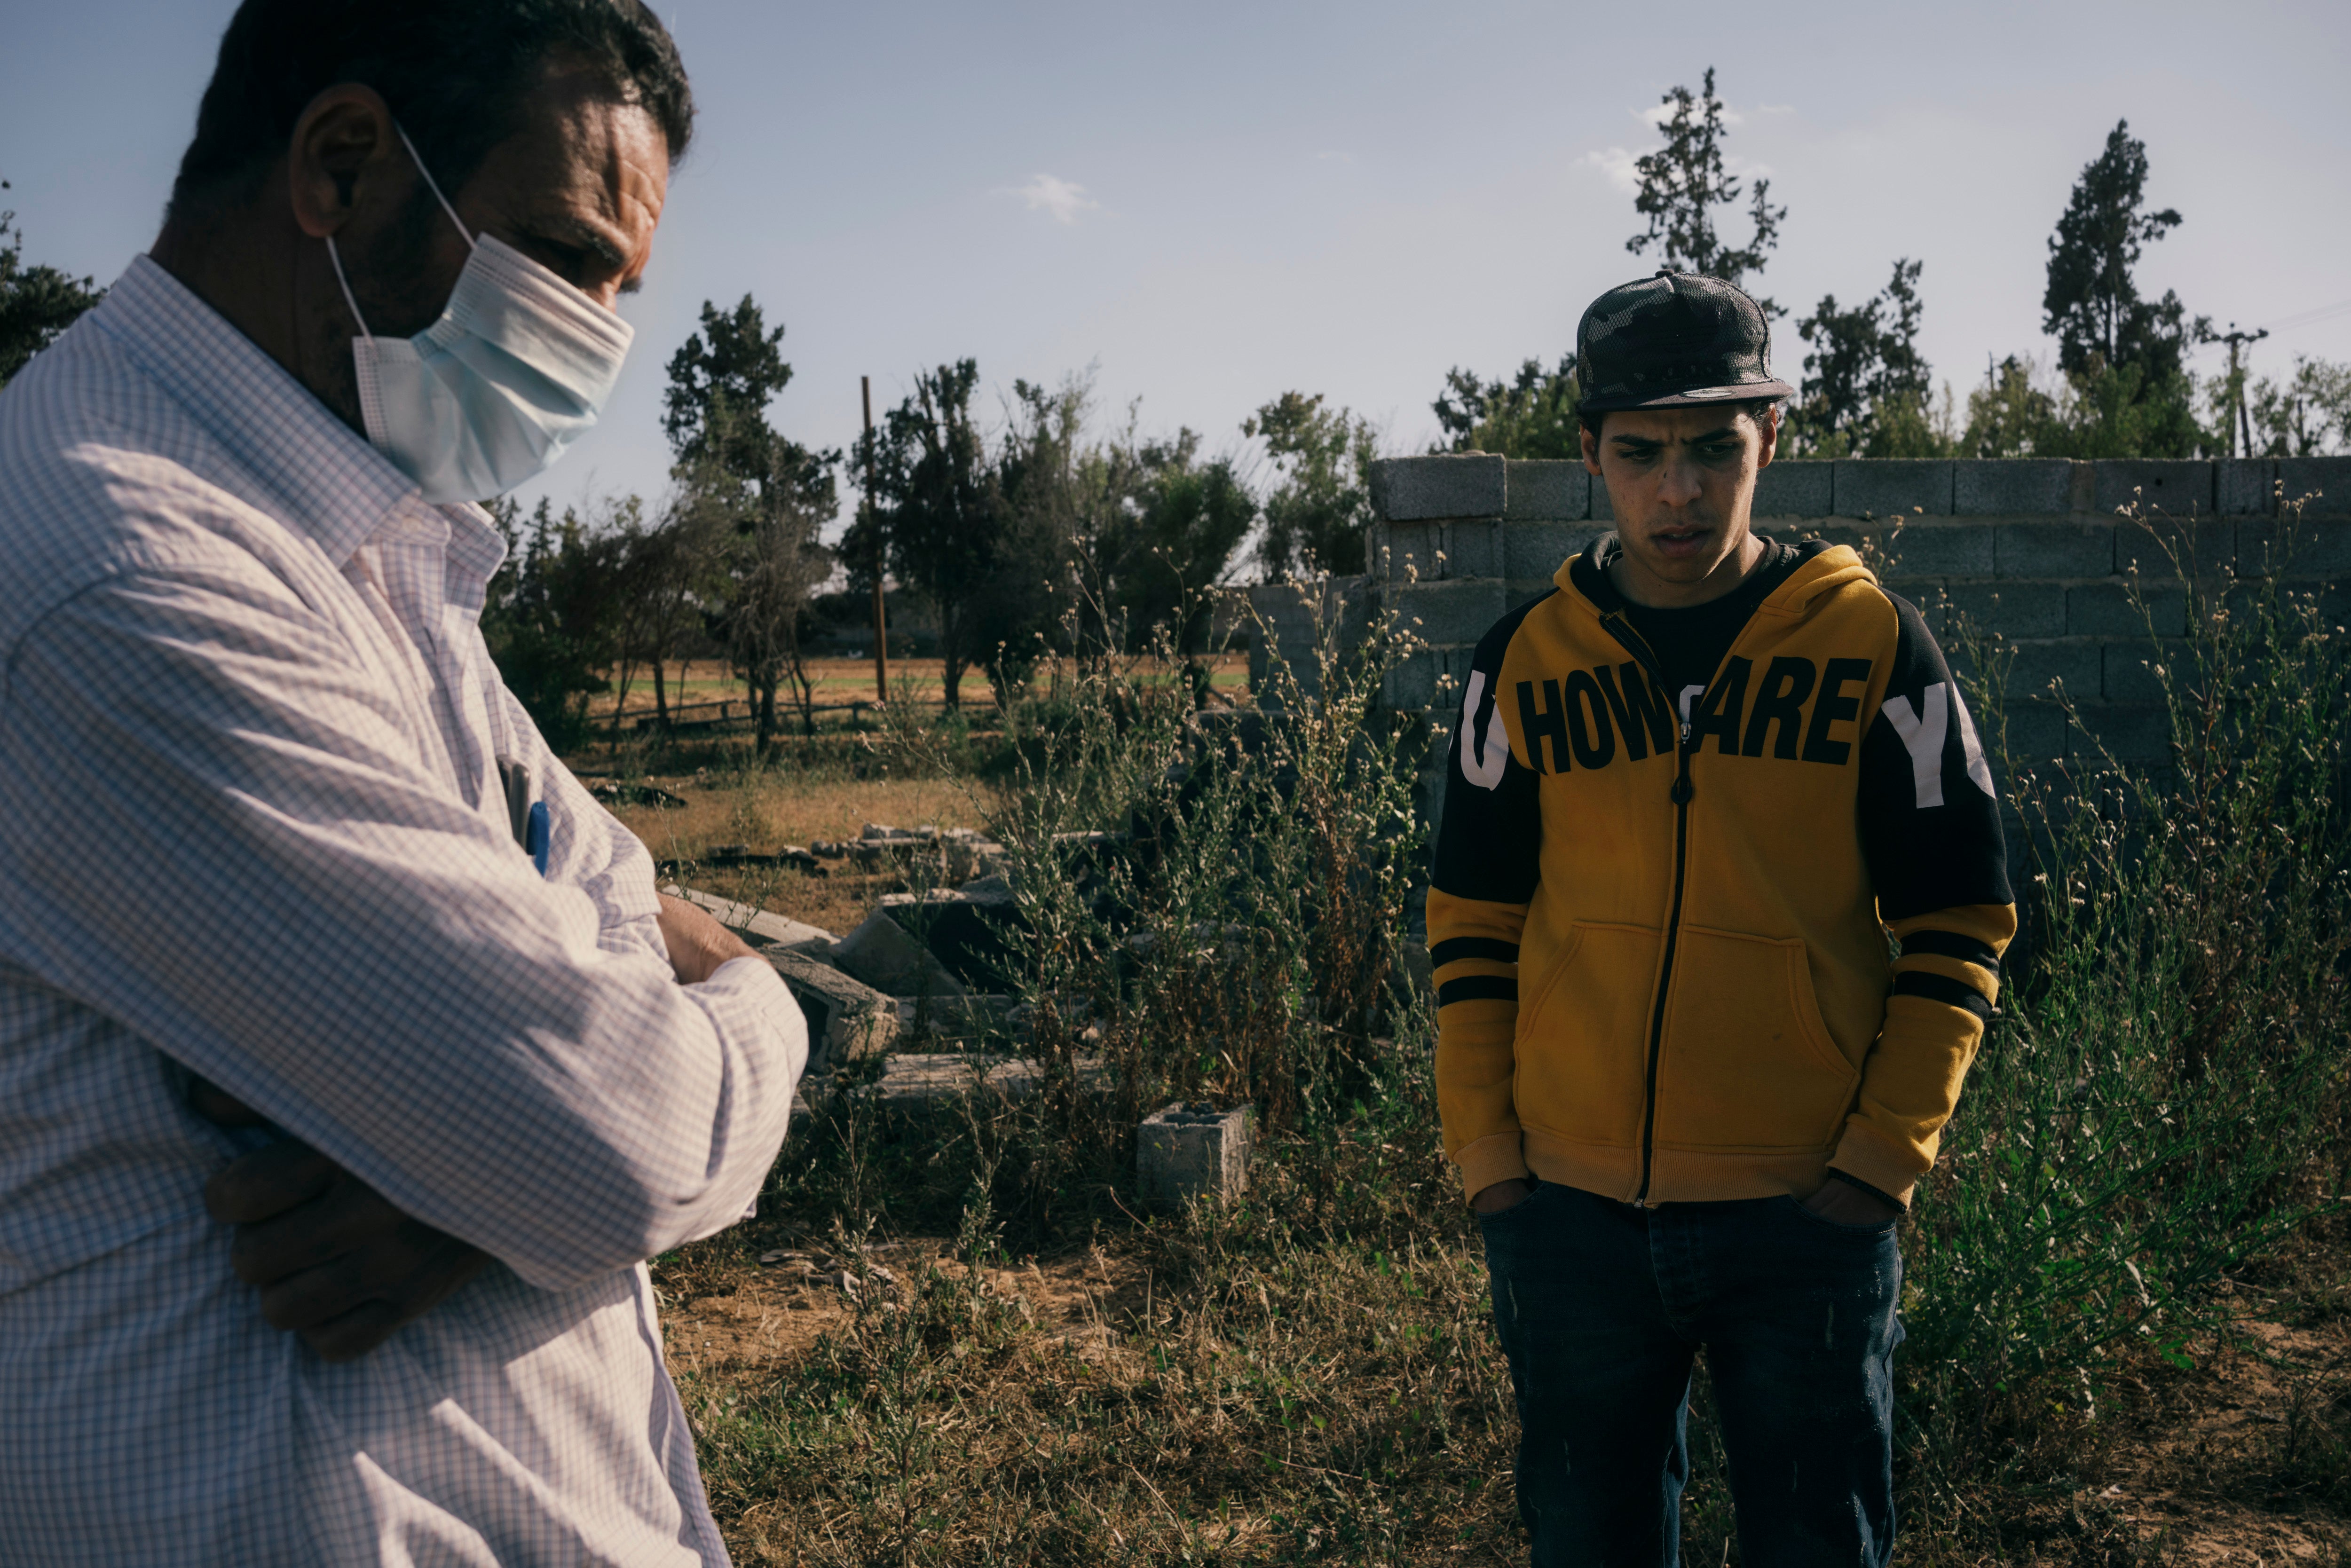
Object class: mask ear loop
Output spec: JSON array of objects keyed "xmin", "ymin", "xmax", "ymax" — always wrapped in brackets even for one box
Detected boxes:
[
  {"xmin": 325, "ymin": 235, "xmax": 372, "ymax": 341},
  {"xmin": 392, "ymin": 121, "xmax": 475, "ymax": 248}
]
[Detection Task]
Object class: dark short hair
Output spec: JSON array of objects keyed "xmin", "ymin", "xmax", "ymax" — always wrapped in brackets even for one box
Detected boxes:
[
  {"xmin": 171, "ymin": 0, "xmax": 693, "ymax": 217},
  {"xmin": 1578, "ymin": 397, "xmax": 1782, "ymax": 443}
]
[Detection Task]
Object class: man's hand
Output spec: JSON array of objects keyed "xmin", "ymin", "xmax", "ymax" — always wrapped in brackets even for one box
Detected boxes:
[
  {"xmin": 1472, "ymin": 1177, "xmax": 1534, "ymax": 1215},
  {"xmin": 656, "ymin": 892, "xmax": 759, "ymax": 985},
  {"xmin": 203, "ymin": 1138, "xmax": 490, "ymax": 1363},
  {"xmin": 1800, "ymin": 1178, "xmax": 1902, "ymax": 1228}
]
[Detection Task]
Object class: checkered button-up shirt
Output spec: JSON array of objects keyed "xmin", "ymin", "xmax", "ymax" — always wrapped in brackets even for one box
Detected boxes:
[{"xmin": 0, "ymin": 256, "xmax": 805, "ymax": 1566}]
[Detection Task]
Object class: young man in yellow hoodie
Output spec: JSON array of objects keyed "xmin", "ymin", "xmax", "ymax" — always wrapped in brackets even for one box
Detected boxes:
[{"xmin": 1431, "ymin": 269, "xmax": 2014, "ymax": 1567}]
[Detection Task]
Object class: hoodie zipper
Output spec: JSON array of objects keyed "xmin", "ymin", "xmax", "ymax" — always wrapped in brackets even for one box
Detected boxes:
[{"xmin": 1599, "ymin": 609, "xmax": 1691, "ymax": 1206}]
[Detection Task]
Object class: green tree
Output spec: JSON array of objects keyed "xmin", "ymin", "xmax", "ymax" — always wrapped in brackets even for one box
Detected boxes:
[
  {"xmin": 1624, "ymin": 68, "xmax": 1786, "ymax": 314},
  {"xmin": 1430, "ymin": 354, "xmax": 1580, "ymax": 458},
  {"xmin": 2042, "ymin": 121, "xmax": 2202, "ymax": 383},
  {"xmin": 662, "ymin": 296, "xmax": 838, "ymax": 751},
  {"xmin": 0, "ymin": 180, "xmax": 104, "ymax": 389},
  {"xmin": 1244, "ymin": 392, "xmax": 1377, "ymax": 579},
  {"xmin": 1791, "ymin": 258, "xmax": 1941, "ymax": 457},
  {"xmin": 481, "ymin": 496, "xmax": 624, "ymax": 753},
  {"xmin": 2246, "ymin": 356, "xmax": 2351, "ymax": 457}
]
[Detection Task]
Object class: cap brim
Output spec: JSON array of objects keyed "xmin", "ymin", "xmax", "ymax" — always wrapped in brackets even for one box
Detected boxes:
[{"xmin": 1580, "ymin": 378, "xmax": 1795, "ymax": 413}]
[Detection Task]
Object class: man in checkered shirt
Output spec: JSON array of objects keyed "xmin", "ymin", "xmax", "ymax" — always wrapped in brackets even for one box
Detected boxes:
[{"xmin": 0, "ymin": 3, "xmax": 808, "ymax": 1563}]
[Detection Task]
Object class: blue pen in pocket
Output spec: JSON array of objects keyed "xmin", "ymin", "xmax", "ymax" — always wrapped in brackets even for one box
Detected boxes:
[
  {"xmin": 527, "ymin": 800, "xmax": 551, "ymax": 876},
  {"xmin": 497, "ymin": 757, "xmax": 553, "ymax": 877}
]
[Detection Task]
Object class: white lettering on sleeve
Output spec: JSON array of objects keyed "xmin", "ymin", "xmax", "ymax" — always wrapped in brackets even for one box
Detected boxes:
[
  {"xmin": 1881, "ymin": 682, "xmax": 1950, "ymax": 808},
  {"xmin": 1950, "ymin": 684, "xmax": 1996, "ymax": 798},
  {"xmin": 1460, "ymin": 669, "xmax": 1510, "ymax": 790}
]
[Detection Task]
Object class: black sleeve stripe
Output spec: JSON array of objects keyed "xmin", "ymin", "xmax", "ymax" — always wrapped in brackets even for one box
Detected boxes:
[
  {"xmin": 1891, "ymin": 970, "xmax": 1994, "ymax": 1020},
  {"xmin": 1437, "ymin": 975, "xmax": 1519, "ymax": 1007},
  {"xmin": 1430, "ymin": 936, "xmax": 1520, "ymax": 967},
  {"xmin": 1898, "ymin": 930, "xmax": 2001, "ymax": 969}
]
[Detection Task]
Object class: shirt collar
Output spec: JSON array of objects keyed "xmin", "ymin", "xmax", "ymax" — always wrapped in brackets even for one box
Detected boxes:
[{"xmin": 89, "ymin": 255, "xmax": 425, "ymax": 568}]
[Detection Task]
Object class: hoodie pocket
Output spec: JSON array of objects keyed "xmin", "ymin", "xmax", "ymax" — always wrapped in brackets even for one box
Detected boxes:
[
  {"xmin": 1515, "ymin": 921, "xmax": 1661, "ymax": 1148},
  {"xmin": 1653, "ymin": 926, "xmax": 1857, "ymax": 1153}
]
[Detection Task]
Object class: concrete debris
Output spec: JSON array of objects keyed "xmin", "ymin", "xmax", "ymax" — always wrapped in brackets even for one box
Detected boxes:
[
  {"xmin": 876, "ymin": 886, "xmax": 1017, "ymax": 988},
  {"xmin": 757, "ymin": 946, "xmax": 899, "ymax": 1071},
  {"xmin": 1137, "ymin": 1101, "xmax": 1254, "ymax": 1211},
  {"xmin": 829, "ymin": 907, "xmax": 968, "ymax": 999}
]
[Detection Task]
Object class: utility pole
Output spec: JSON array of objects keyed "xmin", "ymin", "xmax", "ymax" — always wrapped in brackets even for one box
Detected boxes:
[
  {"xmin": 2215, "ymin": 323, "xmax": 2269, "ymax": 459},
  {"xmin": 861, "ymin": 376, "xmax": 888, "ymax": 703}
]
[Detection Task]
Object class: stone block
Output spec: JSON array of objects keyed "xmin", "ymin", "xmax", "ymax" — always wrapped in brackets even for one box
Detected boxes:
[
  {"xmin": 879, "ymin": 887, "xmax": 1019, "ymax": 990},
  {"xmin": 2278, "ymin": 457, "xmax": 2351, "ymax": 514},
  {"xmin": 2003, "ymin": 703, "xmax": 2070, "ymax": 763},
  {"xmin": 1136, "ymin": 1102, "xmax": 1253, "ymax": 1211},
  {"xmin": 1954, "ymin": 460, "xmax": 2078, "ymax": 516},
  {"xmin": 1506, "ymin": 521, "xmax": 1599, "ymax": 582},
  {"xmin": 2113, "ymin": 514, "xmax": 2234, "ymax": 580},
  {"xmin": 2068, "ymin": 583, "xmax": 2187, "ymax": 637},
  {"xmin": 1369, "ymin": 455, "xmax": 1506, "ymax": 521},
  {"xmin": 830, "ymin": 908, "xmax": 967, "ymax": 999},
  {"xmin": 1834, "ymin": 460, "xmax": 1953, "ymax": 518},
  {"xmin": 1372, "ymin": 520, "xmax": 1438, "ymax": 582},
  {"xmin": 1882, "ymin": 520, "xmax": 1994, "ymax": 576},
  {"xmin": 1752, "ymin": 461, "xmax": 1832, "ymax": 517},
  {"xmin": 1996, "ymin": 520, "xmax": 2114, "ymax": 580},
  {"xmin": 2004, "ymin": 640, "xmax": 2102, "ymax": 702},
  {"xmin": 2235, "ymin": 518, "xmax": 2351, "ymax": 579},
  {"xmin": 1381, "ymin": 647, "xmax": 1442, "ymax": 711},
  {"xmin": 1389, "ymin": 577, "xmax": 1507, "ymax": 647},
  {"xmin": 1506, "ymin": 580, "xmax": 1557, "ymax": 611},
  {"xmin": 2093, "ymin": 460, "xmax": 2213, "ymax": 518},
  {"xmin": 665, "ymin": 886, "xmax": 839, "ymax": 955},
  {"xmin": 1444, "ymin": 519, "xmax": 1505, "ymax": 580},
  {"xmin": 758, "ymin": 947, "xmax": 898, "ymax": 1072},
  {"xmin": 2069, "ymin": 703, "xmax": 2173, "ymax": 766},
  {"xmin": 2102, "ymin": 639, "xmax": 2189, "ymax": 705},
  {"xmin": 1504, "ymin": 460, "xmax": 1589, "ymax": 521},
  {"xmin": 2218, "ymin": 458, "xmax": 2277, "ymax": 516},
  {"xmin": 1590, "ymin": 478, "xmax": 1614, "ymax": 522},
  {"xmin": 1941, "ymin": 581, "xmax": 2068, "ymax": 640}
]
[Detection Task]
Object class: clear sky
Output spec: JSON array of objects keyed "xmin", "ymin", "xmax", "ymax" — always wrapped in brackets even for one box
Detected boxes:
[{"xmin": 6, "ymin": 0, "xmax": 2349, "ymax": 531}]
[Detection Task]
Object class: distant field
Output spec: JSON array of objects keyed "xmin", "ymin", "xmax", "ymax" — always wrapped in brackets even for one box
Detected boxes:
[{"xmin": 585, "ymin": 656, "xmax": 1250, "ymax": 732}]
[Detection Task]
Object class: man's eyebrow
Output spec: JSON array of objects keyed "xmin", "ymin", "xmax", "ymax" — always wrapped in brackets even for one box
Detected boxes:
[{"xmin": 521, "ymin": 213, "xmax": 631, "ymax": 273}]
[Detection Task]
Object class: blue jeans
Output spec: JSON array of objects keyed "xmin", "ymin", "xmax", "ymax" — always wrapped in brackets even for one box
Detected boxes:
[{"xmin": 1479, "ymin": 1182, "xmax": 1904, "ymax": 1567}]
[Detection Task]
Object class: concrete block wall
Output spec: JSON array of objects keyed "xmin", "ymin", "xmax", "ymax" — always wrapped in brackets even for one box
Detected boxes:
[{"xmin": 1361, "ymin": 455, "xmax": 2351, "ymax": 828}]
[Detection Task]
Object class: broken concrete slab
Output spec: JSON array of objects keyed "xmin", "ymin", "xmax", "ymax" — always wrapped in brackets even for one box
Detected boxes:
[
  {"xmin": 852, "ymin": 1052, "xmax": 1107, "ymax": 1106},
  {"xmin": 662, "ymin": 884, "xmax": 837, "ymax": 955},
  {"xmin": 757, "ymin": 946, "xmax": 899, "ymax": 1072},
  {"xmin": 877, "ymin": 887, "xmax": 1018, "ymax": 989},
  {"xmin": 829, "ymin": 907, "xmax": 968, "ymax": 998},
  {"xmin": 1137, "ymin": 1102, "xmax": 1253, "ymax": 1210}
]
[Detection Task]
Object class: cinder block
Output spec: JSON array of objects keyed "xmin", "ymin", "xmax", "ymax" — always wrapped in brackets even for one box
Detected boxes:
[
  {"xmin": 2004, "ymin": 703, "xmax": 2070, "ymax": 763},
  {"xmin": 1505, "ymin": 460, "xmax": 1589, "ymax": 521},
  {"xmin": 2279, "ymin": 457, "xmax": 2351, "ymax": 515},
  {"xmin": 1137, "ymin": 1102, "xmax": 1253, "ymax": 1210},
  {"xmin": 759, "ymin": 947, "xmax": 899, "ymax": 1072},
  {"xmin": 1381, "ymin": 647, "xmax": 1442, "ymax": 711},
  {"xmin": 1882, "ymin": 520, "xmax": 1995, "ymax": 576},
  {"xmin": 1834, "ymin": 460, "xmax": 1954, "ymax": 518},
  {"xmin": 2069, "ymin": 703, "xmax": 2173, "ymax": 766},
  {"xmin": 1591, "ymin": 478, "xmax": 1614, "ymax": 523},
  {"xmin": 1446, "ymin": 519, "xmax": 1505, "ymax": 580},
  {"xmin": 1372, "ymin": 521, "xmax": 1437, "ymax": 582},
  {"xmin": 2236, "ymin": 518, "xmax": 2351, "ymax": 579},
  {"xmin": 1506, "ymin": 522, "xmax": 1599, "ymax": 581},
  {"xmin": 2005, "ymin": 640, "xmax": 2103, "ymax": 702},
  {"xmin": 1507, "ymin": 580, "xmax": 1559, "ymax": 611},
  {"xmin": 2113, "ymin": 514, "xmax": 2234, "ymax": 580},
  {"xmin": 1941, "ymin": 581, "xmax": 2068, "ymax": 640},
  {"xmin": 1996, "ymin": 521, "xmax": 2115, "ymax": 579},
  {"xmin": 1369, "ymin": 455, "xmax": 1507, "ymax": 522},
  {"xmin": 2218, "ymin": 459, "xmax": 2277, "ymax": 516},
  {"xmin": 2102, "ymin": 639, "xmax": 2189, "ymax": 705},
  {"xmin": 1955, "ymin": 460, "xmax": 2077, "ymax": 516},
  {"xmin": 1753, "ymin": 461, "xmax": 1832, "ymax": 517},
  {"xmin": 2094, "ymin": 460, "xmax": 2214, "ymax": 518},
  {"xmin": 1389, "ymin": 577, "xmax": 1508, "ymax": 646},
  {"xmin": 2068, "ymin": 583, "xmax": 2187, "ymax": 638}
]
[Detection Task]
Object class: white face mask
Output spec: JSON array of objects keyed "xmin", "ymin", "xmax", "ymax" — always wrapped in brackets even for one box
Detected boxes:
[{"xmin": 325, "ymin": 124, "xmax": 634, "ymax": 504}]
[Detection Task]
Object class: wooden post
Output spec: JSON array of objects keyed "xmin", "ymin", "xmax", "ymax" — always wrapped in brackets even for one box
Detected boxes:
[{"xmin": 863, "ymin": 376, "xmax": 889, "ymax": 703}]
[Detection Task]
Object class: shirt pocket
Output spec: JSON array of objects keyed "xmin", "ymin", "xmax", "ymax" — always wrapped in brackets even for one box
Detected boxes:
[
  {"xmin": 1653, "ymin": 926, "xmax": 1857, "ymax": 1153},
  {"xmin": 1514, "ymin": 921, "xmax": 1660, "ymax": 1149}
]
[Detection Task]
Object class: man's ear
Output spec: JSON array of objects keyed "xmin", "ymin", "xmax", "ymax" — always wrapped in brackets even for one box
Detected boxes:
[
  {"xmin": 1579, "ymin": 418, "xmax": 1602, "ymax": 476},
  {"xmin": 1754, "ymin": 403, "xmax": 1780, "ymax": 471},
  {"xmin": 286, "ymin": 85, "xmax": 404, "ymax": 241}
]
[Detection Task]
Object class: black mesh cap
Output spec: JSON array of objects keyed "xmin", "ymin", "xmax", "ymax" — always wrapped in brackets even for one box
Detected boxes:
[{"xmin": 1575, "ymin": 269, "xmax": 1794, "ymax": 413}]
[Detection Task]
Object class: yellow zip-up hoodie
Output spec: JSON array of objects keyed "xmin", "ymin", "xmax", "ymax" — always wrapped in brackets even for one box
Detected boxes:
[{"xmin": 1429, "ymin": 536, "xmax": 2014, "ymax": 1207}]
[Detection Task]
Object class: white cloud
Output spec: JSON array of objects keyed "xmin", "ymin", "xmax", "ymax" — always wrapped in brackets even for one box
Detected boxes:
[
  {"xmin": 1580, "ymin": 146, "xmax": 1640, "ymax": 194},
  {"xmin": 1003, "ymin": 173, "xmax": 1099, "ymax": 225}
]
